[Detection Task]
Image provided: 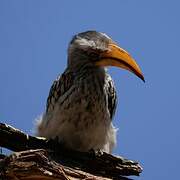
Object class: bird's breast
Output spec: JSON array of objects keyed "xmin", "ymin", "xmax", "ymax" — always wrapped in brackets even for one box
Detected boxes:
[{"xmin": 39, "ymin": 70, "xmax": 113, "ymax": 152}]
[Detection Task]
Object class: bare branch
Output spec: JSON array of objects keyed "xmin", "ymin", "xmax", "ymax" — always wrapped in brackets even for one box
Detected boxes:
[{"xmin": 0, "ymin": 122, "xmax": 143, "ymax": 179}]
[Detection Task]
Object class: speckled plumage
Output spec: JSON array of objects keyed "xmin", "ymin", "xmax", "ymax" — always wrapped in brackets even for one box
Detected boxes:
[{"xmin": 37, "ymin": 31, "xmax": 119, "ymax": 153}]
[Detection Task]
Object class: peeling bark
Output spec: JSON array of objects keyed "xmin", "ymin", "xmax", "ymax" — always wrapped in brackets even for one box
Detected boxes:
[{"xmin": 0, "ymin": 123, "xmax": 142, "ymax": 180}]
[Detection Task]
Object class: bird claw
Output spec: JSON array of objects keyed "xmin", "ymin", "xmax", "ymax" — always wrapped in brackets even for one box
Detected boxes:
[
  {"xmin": 89, "ymin": 149, "xmax": 104, "ymax": 157},
  {"xmin": 47, "ymin": 136, "xmax": 66, "ymax": 151}
]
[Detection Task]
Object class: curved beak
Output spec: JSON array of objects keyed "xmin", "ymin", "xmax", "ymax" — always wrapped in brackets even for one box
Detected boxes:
[{"xmin": 95, "ymin": 43, "xmax": 145, "ymax": 82}]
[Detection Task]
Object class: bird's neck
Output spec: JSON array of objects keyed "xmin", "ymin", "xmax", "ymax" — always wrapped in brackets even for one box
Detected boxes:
[{"xmin": 68, "ymin": 61, "xmax": 107, "ymax": 84}]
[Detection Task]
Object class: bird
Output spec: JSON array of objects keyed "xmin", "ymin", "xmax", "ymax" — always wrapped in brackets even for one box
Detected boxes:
[{"xmin": 37, "ymin": 30, "xmax": 144, "ymax": 153}]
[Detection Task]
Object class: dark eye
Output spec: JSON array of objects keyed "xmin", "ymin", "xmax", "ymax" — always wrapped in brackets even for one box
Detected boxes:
[
  {"xmin": 89, "ymin": 51, "xmax": 98, "ymax": 58},
  {"xmin": 86, "ymin": 48, "xmax": 102, "ymax": 60}
]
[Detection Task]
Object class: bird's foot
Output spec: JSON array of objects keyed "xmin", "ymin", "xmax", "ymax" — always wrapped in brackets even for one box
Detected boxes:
[
  {"xmin": 47, "ymin": 136, "xmax": 66, "ymax": 150},
  {"xmin": 89, "ymin": 148, "xmax": 104, "ymax": 157}
]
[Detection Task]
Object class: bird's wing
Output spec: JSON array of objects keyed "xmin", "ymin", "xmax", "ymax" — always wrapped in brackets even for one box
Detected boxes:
[
  {"xmin": 46, "ymin": 70, "xmax": 74, "ymax": 113},
  {"xmin": 106, "ymin": 74, "xmax": 117, "ymax": 119}
]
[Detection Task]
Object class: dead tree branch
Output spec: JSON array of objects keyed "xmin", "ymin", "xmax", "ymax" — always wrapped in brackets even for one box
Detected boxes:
[{"xmin": 0, "ymin": 122, "xmax": 143, "ymax": 179}]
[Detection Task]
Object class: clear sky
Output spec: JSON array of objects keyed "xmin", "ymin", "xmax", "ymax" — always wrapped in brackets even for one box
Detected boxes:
[{"xmin": 0, "ymin": 0, "xmax": 179, "ymax": 179}]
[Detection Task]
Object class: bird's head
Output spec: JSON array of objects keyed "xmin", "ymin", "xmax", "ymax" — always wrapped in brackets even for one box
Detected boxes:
[{"xmin": 68, "ymin": 31, "xmax": 144, "ymax": 82}]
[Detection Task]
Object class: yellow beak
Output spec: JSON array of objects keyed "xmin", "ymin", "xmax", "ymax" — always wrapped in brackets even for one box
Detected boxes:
[{"xmin": 95, "ymin": 43, "xmax": 145, "ymax": 82}]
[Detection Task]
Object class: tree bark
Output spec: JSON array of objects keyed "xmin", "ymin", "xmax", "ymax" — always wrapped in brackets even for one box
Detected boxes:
[{"xmin": 0, "ymin": 123, "xmax": 143, "ymax": 180}]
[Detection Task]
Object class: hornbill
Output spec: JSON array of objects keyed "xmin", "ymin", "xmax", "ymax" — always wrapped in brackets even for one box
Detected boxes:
[{"xmin": 37, "ymin": 31, "xmax": 144, "ymax": 153}]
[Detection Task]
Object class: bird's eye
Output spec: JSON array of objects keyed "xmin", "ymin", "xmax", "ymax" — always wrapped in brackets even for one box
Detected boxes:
[
  {"xmin": 90, "ymin": 51, "xmax": 98, "ymax": 58},
  {"xmin": 86, "ymin": 49, "xmax": 99, "ymax": 59}
]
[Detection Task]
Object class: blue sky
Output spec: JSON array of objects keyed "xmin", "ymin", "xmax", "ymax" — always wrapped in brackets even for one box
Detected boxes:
[{"xmin": 0, "ymin": 1, "xmax": 180, "ymax": 179}]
